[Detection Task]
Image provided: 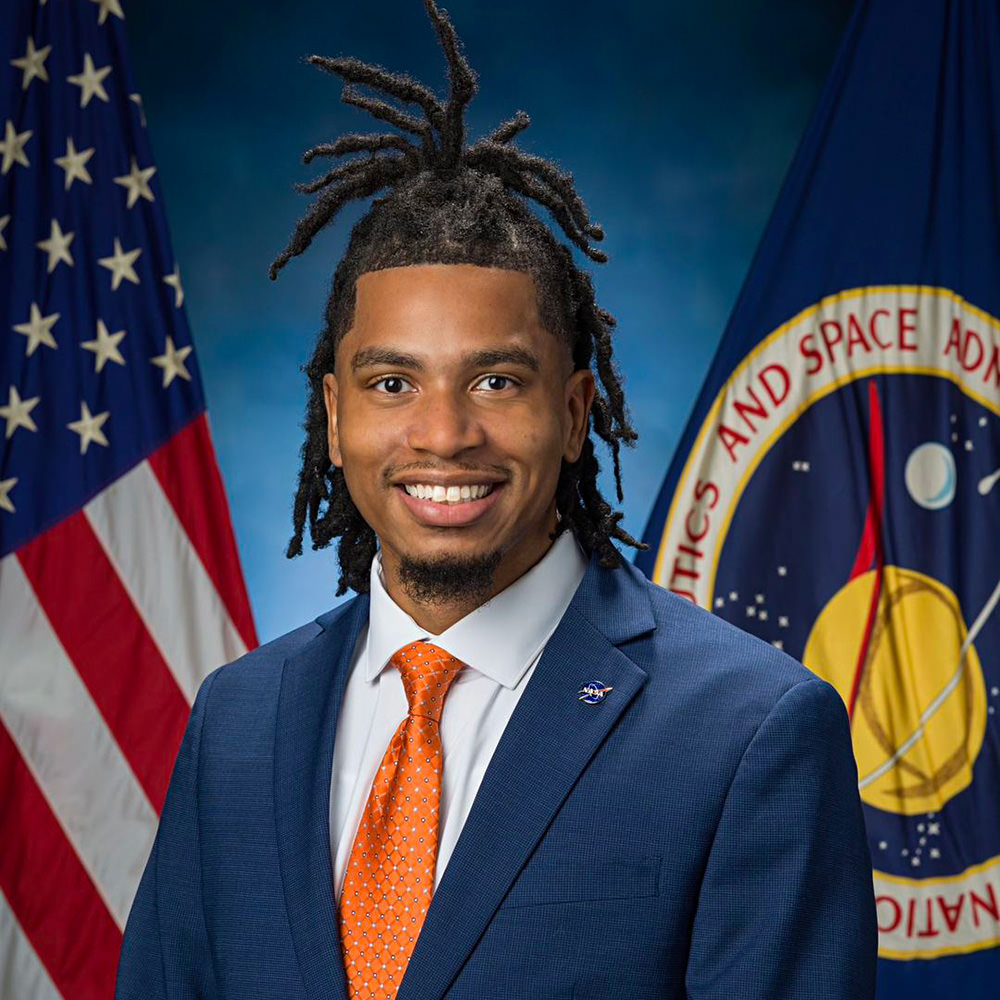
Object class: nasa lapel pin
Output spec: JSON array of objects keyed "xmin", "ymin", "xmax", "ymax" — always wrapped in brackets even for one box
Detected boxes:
[{"xmin": 578, "ymin": 680, "xmax": 613, "ymax": 704}]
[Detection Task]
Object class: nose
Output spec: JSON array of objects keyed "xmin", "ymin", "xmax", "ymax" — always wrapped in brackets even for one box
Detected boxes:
[{"xmin": 405, "ymin": 387, "xmax": 487, "ymax": 459}]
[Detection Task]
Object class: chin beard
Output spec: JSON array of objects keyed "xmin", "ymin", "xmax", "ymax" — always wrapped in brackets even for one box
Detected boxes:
[{"xmin": 397, "ymin": 549, "xmax": 503, "ymax": 607}]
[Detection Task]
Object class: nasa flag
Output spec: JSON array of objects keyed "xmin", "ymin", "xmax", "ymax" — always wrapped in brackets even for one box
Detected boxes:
[{"xmin": 637, "ymin": 0, "xmax": 999, "ymax": 994}]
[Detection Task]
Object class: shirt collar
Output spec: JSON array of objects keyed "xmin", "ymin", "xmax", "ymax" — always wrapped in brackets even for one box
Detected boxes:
[{"xmin": 365, "ymin": 529, "xmax": 589, "ymax": 689}]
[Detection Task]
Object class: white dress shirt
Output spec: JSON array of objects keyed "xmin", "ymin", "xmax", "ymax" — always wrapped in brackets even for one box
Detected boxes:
[{"xmin": 329, "ymin": 528, "xmax": 589, "ymax": 899}]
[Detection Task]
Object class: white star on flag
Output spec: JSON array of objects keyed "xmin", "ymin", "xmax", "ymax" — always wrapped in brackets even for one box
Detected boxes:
[
  {"xmin": 68, "ymin": 53, "xmax": 112, "ymax": 108},
  {"xmin": 89, "ymin": 0, "xmax": 125, "ymax": 25},
  {"xmin": 13, "ymin": 303, "xmax": 60, "ymax": 356},
  {"xmin": 0, "ymin": 477, "xmax": 16, "ymax": 514},
  {"xmin": 67, "ymin": 401, "xmax": 110, "ymax": 454},
  {"xmin": 129, "ymin": 92, "xmax": 147, "ymax": 127},
  {"xmin": 163, "ymin": 265, "xmax": 184, "ymax": 307},
  {"xmin": 114, "ymin": 156, "xmax": 157, "ymax": 209},
  {"xmin": 11, "ymin": 37, "xmax": 52, "ymax": 91},
  {"xmin": 151, "ymin": 336, "xmax": 193, "ymax": 387},
  {"xmin": 0, "ymin": 215, "xmax": 9, "ymax": 251},
  {"xmin": 81, "ymin": 319, "xmax": 127, "ymax": 373},
  {"xmin": 98, "ymin": 237, "xmax": 142, "ymax": 290},
  {"xmin": 55, "ymin": 137, "xmax": 95, "ymax": 189},
  {"xmin": 36, "ymin": 218, "xmax": 75, "ymax": 273},
  {"xmin": 0, "ymin": 120, "xmax": 32, "ymax": 174},
  {"xmin": 0, "ymin": 386, "xmax": 40, "ymax": 439}
]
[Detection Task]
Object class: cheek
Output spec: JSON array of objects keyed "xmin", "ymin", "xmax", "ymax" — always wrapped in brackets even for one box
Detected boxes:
[
  {"xmin": 336, "ymin": 406, "xmax": 393, "ymax": 502},
  {"xmin": 338, "ymin": 393, "xmax": 400, "ymax": 460},
  {"xmin": 493, "ymin": 407, "xmax": 565, "ymax": 480}
]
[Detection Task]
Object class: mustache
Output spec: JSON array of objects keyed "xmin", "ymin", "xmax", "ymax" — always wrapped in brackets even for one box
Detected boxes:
[{"xmin": 381, "ymin": 460, "xmax": 510, "ymax": 487}]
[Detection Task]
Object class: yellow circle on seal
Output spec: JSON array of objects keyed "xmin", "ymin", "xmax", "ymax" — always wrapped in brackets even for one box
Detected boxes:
[{"xmin": 804, "ymin": 565, "xmax": 987, "ymax": 816}]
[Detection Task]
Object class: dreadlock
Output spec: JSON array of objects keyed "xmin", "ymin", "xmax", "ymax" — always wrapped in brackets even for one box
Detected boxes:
[{"xmin": 270, "ymin": 0, "xmax": 646, "ymax": 596}]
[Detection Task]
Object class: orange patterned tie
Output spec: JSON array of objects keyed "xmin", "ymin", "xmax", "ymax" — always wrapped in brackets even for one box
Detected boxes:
[{"xmin": 339, "ymin": 640, "xmax": 465, "ymax": 1000}]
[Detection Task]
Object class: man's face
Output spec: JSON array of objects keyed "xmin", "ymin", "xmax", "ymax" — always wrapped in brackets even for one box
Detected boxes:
[{"xmin": 323, "ymin": 263, "xmax": 594, "ymax": 598}]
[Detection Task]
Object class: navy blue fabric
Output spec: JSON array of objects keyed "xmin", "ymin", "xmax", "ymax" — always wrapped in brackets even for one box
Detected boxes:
[{"xmin": 116, "ymin": 559, "xmax": 877, "ymax": 999}]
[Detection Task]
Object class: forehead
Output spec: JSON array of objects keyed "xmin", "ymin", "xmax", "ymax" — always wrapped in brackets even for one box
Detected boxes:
[{"xmin": 349, "ymin": 263, "xmax": 545, "ymax": 341}]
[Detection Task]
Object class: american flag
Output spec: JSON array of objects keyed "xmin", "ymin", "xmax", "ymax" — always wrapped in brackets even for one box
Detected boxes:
[{"xmin": 1, "ymin": 2, "xmax": 258, "ymax": 997}]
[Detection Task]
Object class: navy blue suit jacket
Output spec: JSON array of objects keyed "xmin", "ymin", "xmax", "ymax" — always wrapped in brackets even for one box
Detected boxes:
[{"xmin": 116, "ymin": 557, "xmax": 877, "ymax": 999}]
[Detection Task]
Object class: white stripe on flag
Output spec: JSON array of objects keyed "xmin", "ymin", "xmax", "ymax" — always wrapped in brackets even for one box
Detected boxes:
[
  {"xmin": 84, "ymin": 459, "xmax": 248, "ymax": 703},
  {"xmin": 0, "ymin": 888, "xmax": 63, "ymax": 1000},
  {"xmin": 0, "ymin": 554, "xmax": 158, "ymax": 930}
]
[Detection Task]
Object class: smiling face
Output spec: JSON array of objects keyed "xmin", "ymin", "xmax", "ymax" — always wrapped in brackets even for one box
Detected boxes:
[{"xmin": 323, "ymin": 263, "xmax": 594, "ymax": 622}]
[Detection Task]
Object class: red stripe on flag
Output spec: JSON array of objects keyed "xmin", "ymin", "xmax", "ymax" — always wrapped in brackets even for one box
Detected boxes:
[
  {"xmin": 0, "ymin": 720, "xmax": 122, "ymax": 1000},
  {"xmin": 17, "ymin": 513, "xmax": 190, "ymax": 812},
  {"xmin": 149, "ymin": 414, "xmax": 259, "ymax": 651}
]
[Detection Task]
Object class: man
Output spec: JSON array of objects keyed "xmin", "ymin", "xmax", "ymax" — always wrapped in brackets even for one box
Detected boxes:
[{"xmin": 116, "ymin": 2, "xmax": 877, "ymax": 998}]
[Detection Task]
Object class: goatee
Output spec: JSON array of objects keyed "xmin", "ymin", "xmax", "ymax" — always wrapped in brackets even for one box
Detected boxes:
[{"xmin": 397, "ymin": 550, "xmax": 503, "ymax": 607}]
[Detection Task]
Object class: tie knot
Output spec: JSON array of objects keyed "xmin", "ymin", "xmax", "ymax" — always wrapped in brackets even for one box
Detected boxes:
[{"xmin": 390, "ymin": 640, "xmax": 464, "ymax": 722}]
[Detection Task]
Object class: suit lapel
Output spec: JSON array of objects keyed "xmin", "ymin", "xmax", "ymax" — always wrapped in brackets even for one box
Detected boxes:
[
  {"xmin": 274, "ymin": 594, "xmax": 369, "ymax": 1000},
  {"xmin": 397, "ymin": 561, "xmax": 655, "ymax": 1000}
]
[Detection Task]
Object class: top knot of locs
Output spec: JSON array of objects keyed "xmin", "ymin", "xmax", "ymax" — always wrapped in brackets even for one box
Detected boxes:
[{"xmin": 267, "ymin": 0, "xmax": 607, "ymax": 282}]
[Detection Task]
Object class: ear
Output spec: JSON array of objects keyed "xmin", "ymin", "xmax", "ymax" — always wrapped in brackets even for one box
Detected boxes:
[
  {"xmin": 323, "ymin": 372, "xmax": 343, "ymax": 468},
  {"xmin": 563, "ymin": 368, "xmax": 596, "ymax": 463}
]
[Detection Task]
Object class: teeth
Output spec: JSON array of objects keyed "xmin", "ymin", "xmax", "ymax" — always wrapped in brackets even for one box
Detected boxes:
[{"xmin": 403, "ymin": 483, "xmax": 495, "ymax": 504}]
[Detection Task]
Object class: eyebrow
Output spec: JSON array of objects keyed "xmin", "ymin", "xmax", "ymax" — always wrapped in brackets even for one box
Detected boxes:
[
  {"xmin": 350, "ymin": 345, "xmax": 540, "ymax": 373},
  {"xmin": 351, "ymin": 348, "xmax": 424, "ymax": 373},
  {"xmin": 464, "ymin": 347, "xmax": 540, "ymax": 372}
]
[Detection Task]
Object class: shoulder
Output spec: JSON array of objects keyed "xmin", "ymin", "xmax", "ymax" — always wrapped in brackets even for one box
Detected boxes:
[
  {"xmin": 192, "ymin": 595, "xmax": 366, "ymax": 721},
  {"xmin": 642, "ymin": 566, "xmax": 815, "ymax": 688},
  {"xmin": 600, "ymin": 562, "xmax": 844, "ymax": 760}
]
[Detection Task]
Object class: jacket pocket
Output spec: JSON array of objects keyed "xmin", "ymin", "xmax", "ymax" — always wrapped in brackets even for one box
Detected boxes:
[{"xmin": 500, "ymin": 853, "xmax": 661, "ymax": 909}]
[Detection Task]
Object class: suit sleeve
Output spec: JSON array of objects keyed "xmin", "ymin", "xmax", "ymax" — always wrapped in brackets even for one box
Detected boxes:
[
  {"xmin": 685, "ymin": 677, "xmax": 877, "ymax": 999},
  {"xmin": 115, "ymin": 669, "xmax": 222, "ymax": 1000}
]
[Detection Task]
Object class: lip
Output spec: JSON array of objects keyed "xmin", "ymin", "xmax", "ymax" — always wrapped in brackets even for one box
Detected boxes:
[
  {"xmin": 395, "ymin": 482, "xmax": 504, "ymax": 527},
  {"xmin": 393, "ymin": 476, "xmax": 507, "ymax": 488}
]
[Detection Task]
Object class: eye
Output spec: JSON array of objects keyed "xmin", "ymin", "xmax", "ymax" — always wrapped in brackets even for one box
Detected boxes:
[
  {"xmin": 371, "ymin": 375, "xmax": 414, "ymax": 394},
  {"xmin": 473, "ymin": 374, "xmax": 518, "ymax": 392}
]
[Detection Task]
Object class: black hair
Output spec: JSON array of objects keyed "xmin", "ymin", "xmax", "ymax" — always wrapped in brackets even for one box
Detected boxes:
[{"xmin": 270, "ymin": 0, "xmax": 645, "ymax": 595}]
